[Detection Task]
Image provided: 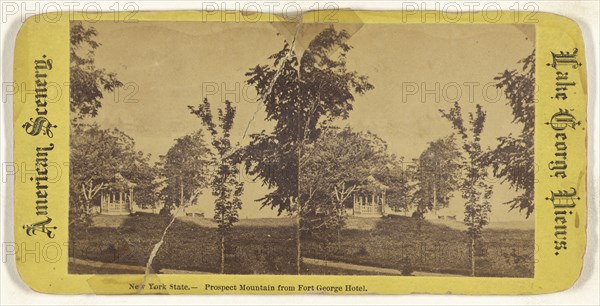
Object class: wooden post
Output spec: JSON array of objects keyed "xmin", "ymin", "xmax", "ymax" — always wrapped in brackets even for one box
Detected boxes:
[
  {"xmin": 358, "ymin": 196, "xmax": 362, "ymax": 214},
  {"xmin": 381, "ymin": 191, "xmax": 385, "ymax": 215},
  {"xmin": 129, "ymin": 188, "xmax": 133, "ymax": 213}
]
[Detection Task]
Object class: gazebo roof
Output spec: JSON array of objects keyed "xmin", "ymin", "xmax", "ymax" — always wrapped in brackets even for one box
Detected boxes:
[
  {"xmin": 360, "ymin": 175, "xmax": 389, "ymax": 192},
  {"xmin": 107, "ymin": 173, "xmax": 136, "ymax": 191}
]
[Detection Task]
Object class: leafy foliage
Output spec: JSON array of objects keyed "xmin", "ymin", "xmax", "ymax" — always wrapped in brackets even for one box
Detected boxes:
[
  {"xmin": 482, "ymin": 51, "xmax": 535, "ymax": 217},
  {"xmin": 69, "ymin": 22, "xmax": 130, "ymax": 224},
  {"xmin": 121, "ymin": 154, "xmax": 160, "ymax": 209},
  {"xmin": 375, "ymin": 161, "xmax": 412, "ymax": 214},
  {"xmin": 158, "ymin": 131, "xmax": 212, "ymax": 211},
  {"xmin": 300, "ymin": 127, "xmax": 389, "ymax": 237},
  {"xmin": 440, "ymin": 102, "xmax": 492, "ymax": 276},
  {"xmin": 70, "ymin": 22, "xmax": 123, "ymax": 120},
  {"xmin": 190, "ymin": 98, "xmax": 244, "ymax": 274},
  {"xmin": 441, "ymin": 103, "xmax": 492, "ymax": 238},
  {"xmin": 242, "ymin": 26, "xmax": 374, "ymax": 214},
  {"xmin": 410, "ymin": 136, "xmax": 462, "ymax": 215},
  {"xmin": 70, "ymin": 124, "xmax": 155, "ymax": 223},
  {"xmin": 189, "ymin": 99, "xmax": 244, "ymax": 233}
]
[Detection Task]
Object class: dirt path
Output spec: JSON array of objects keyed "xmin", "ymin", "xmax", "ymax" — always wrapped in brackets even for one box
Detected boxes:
[
  {"xmin": 70, "ymin": 258, "xmax": 146, "ymax": 272},
  {"xmin": 304, "ymin": 257, "xmax": 462, "ymax": 277},
  {"xmin": 69, "ymin": 258, "xmax": 210, "ymax": 274},
  {"xmin": 72, "ymin": 257, "xmax": 462, "ymax": 276}
]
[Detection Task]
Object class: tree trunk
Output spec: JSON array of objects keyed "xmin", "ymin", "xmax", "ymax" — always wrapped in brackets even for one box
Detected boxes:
[
  {"xmin": 82, "ymin": 185, "xmax": 91, "ymax": 214},
  {"xmin": 84, "ymin": 200, "xmax": 91, "ymax": 215},
  {"xmin": 296, "ymin": 212, "xmax": 302, "ymax": 275},
  {"xmin": 180, "ymin": 179, "xmax": 184, "ymax": 208},
  {"xmin": 433, "ymin": 183, "xmax": 437, "ymax": 213},
  {"xmin": 470, "ymin": 237, "xmax": 476, "ymax": 276},
  {"xmin": 220, "ymin": 235, "xmax": 225, "ymax": 274},
  {"xmin": 337, "ymin": 200, "xmax": 343, "ymax": 245},
  {"xmin": 81, "ymin": 182, "xmax": 103, "ymax": 216}
]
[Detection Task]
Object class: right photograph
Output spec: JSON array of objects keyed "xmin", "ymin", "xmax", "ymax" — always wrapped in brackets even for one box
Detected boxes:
[{"xmin": 296, "ymin": 23, "xmax": 535, "ymax": 278}]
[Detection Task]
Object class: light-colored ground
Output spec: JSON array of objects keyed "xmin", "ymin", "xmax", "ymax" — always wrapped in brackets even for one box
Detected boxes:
[
  {"xmin": 237, "ymin": 217, "xmax": 295, "ymax": 227},
  {"xmin": 70, "ymin": 258, "xmax": 211, "ymax": 274},
  {"xmin": 177, "ymin": 215, "xmax": 218, "ymax": 228},
  {"xmin": 346, "ymin": 215, "xmax": 533, "ymax": 231},
  {"xmin": 428, "ymin": 219, "xmax": 534, "ymax": 231},
  {"xmin": 304, "ymin": 258, "xmax": 462, "ymax": 277},
  {"xmin": 71, "ymin": 257, "xmax": 459, "ymax": 276},
  {"xmin": 70, "ymin": 258, "xmax": 146, "ymax": 272},
  {"xmin": 178, "ymin": 216, "xmax": 296, "ymax": 228}
]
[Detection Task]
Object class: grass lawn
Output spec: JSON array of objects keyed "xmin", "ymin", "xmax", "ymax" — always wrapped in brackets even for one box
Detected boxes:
[
  {"xmin": 70, "ymin": 213, "xmax": 533, "ymax": 277},
  {"xmin": 303, "ymin": 216, "xmax": 534, "ymax": 277},
  {"xmin": 70, "ymin": 213, "xmax": 296, "ymax": 274}
]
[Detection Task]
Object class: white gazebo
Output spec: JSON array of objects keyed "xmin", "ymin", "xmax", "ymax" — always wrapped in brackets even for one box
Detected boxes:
[
  {"xmin": 351, "ymin": 175, "xmax": 389, "ymax": 217},
  {"xmin": 100, "ymin": 174, "xmax": 136, "ymax": 215}
]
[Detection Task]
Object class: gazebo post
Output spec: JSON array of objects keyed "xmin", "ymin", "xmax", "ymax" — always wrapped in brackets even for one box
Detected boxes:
[
  {"xmin": 352, "ymin": 193, "xmax": 356, "ymax": 216},
  {"xmin": 382, "ymin": 190, "xmax": 386, "ymax": 215},
  {"xmin": 129, "ymin": 188, "xmax": 134, "ymax": 213}
]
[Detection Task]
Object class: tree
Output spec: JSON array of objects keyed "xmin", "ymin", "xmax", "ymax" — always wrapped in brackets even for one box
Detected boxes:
[
  {"xmin": 482, "ymin": 50, "xmax": 535, "ymax": 218},
  {"xmin": 300, "ymin": 127, "xmax": 389, "ymax": 242},
  {"xmin": 70, "ymin": 21, "xmax": 123, "ymax": 121},
  {"xmin": 70, "ymin": 22, "xmax": 127, "ymax": 225},
  {"xmin": 411, "ymin": 136, "xmax": 462, "ymax": 217},
  {"xmin": 440, "ymin": 102, "xmax": 493, "ymax": 276},
  {"xmin": 122, "ymin": 153, "xmax": 160, "ymax": 210},
  {"xmin": 375, "ymin": 158, "xmax": 413, "ymax": 215},
  {"xmin": 70, "ymin": 124, "xmax": 146, "ymax": 224},
  {"xmin": 189, "ymin": 99, "xmax": 244, "ymax": 274},
  {"xmin": 242, "ymin": 26, "xmax": 374, "ymax": 274},
  {"xmin": 159, "ymin": 131, "xmax": 212, "ymax": 213}
]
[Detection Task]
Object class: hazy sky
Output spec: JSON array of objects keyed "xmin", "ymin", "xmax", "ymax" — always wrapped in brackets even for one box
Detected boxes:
[{"xmin": 84, "ymin": 21, "xmax": 535, "ymax": 221}]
